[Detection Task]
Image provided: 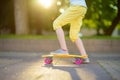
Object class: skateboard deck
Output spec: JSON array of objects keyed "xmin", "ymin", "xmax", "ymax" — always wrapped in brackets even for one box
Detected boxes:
[
  {"xmin": 42, "ymin": 54, "xmax": 87, "ymax": 65},
  {"xmin": 42, "ymin": 54, "xmax": 86, "ymax": 58}
]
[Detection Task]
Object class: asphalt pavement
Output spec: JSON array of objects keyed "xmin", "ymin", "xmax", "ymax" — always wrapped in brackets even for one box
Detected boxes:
[{"xmin": 0, "ymin": 52, "xmax": 120, "ymax": 80}]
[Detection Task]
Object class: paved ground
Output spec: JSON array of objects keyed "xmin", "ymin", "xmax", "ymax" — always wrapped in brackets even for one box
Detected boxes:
[{"xmin": 0, "ymin": 52, "xmax": 120, "ymax": 80}]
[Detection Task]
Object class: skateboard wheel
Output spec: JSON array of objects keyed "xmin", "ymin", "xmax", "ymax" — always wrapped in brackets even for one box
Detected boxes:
[
  {"xmin": 44, "ymin": 58, "xmax": 53, "ymax": 64},
  {"xmin": 74, "ymin": 59, "xmax": 83, "ymax": 65}
]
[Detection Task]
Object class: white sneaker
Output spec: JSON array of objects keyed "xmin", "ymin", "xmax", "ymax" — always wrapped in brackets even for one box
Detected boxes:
[
  {"xmin": 50, "ymin": 49, "xmax": 69, "ymax": 54},
  {"xmin": 82, "ymin": 58, "xmax": 90, "ymax": 64}
]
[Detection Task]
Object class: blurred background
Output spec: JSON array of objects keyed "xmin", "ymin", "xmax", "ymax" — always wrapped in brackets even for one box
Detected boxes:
[{"xmin": 0, "ymin": 0, "xmax": 120, "ymax": 36}]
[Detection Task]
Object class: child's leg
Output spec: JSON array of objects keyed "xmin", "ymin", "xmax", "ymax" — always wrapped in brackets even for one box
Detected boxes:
[
  {"xmin": 56, "ymin": 28, "xmax": 68, "ymax": 51},
  {"xmin": 75, "ymin": 38, "xmax": 87, "ymax": 56},
  {"xmin": 70, "ymin": 19, "xmax": 89, "ymax": 63},
  {"xmin": 70, "ymin": 18, "xmax": 88, "ymax": 56},
  {"xmin": 67, "ymin": 6, "xmax": 88, "ymax": 56},
  {"xmin": 50, "ymin": 27, "xmax": 68, "ymax": 54}
]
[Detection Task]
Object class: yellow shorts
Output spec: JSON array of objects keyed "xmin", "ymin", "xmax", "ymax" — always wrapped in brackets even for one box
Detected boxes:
[{"xmin": 53, "ymin": 6, "xmax": 87, "ymax": 42}]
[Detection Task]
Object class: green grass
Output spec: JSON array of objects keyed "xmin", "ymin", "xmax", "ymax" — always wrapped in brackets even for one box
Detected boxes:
[
  {"xmin": 0, "ymin": 34, "xmax": 120, "ymax": 40},
  {"xmin": 81, "ymin": 36, "xmax": 120, "ymax": 40},
  {"xmin": 0, "ymin": 35, "xmax": 57, "ymax": 39}
]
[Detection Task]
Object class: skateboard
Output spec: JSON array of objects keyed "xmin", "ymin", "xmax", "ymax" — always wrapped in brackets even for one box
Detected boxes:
[{"xmin": 42, "ymin": 54, "xmax": 87, "ymax": 65}]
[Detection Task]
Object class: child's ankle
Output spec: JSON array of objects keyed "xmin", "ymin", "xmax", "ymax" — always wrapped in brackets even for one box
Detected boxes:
[{"xmin": 62, "ymin": 49, "xmax": 68, "ymax": 51}]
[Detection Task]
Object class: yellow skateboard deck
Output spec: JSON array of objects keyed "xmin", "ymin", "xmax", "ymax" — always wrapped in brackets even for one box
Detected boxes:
[{"xmin": 42, "ymin": 54, "xmax": 87, "ymax": 58}]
